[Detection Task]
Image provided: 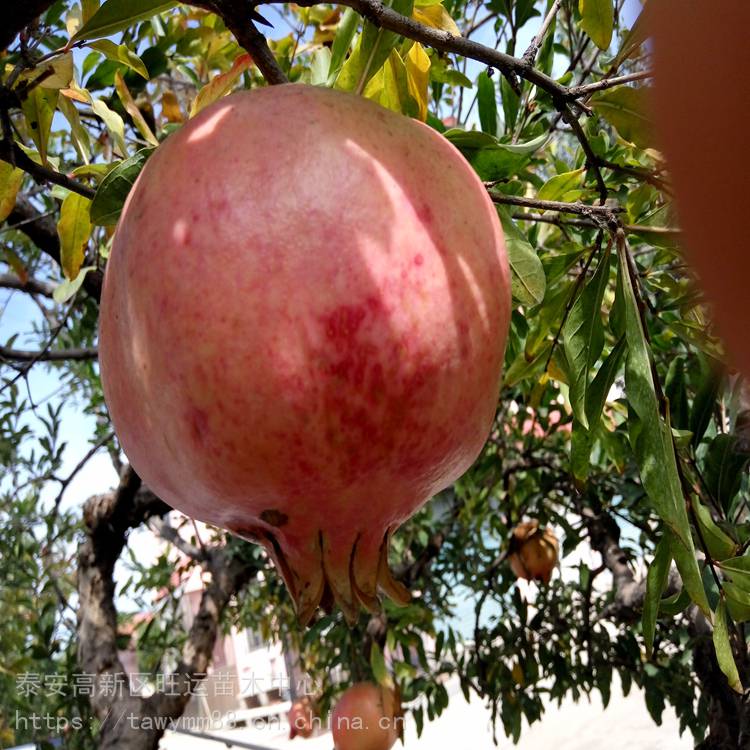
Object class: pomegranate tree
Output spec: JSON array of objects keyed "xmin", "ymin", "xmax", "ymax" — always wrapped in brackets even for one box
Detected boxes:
[
  {"xmin": 99, "ymin": 84, "xmax": 510, "ymax": 623},
  {"xmin": 331, "ymin": 682, "xmax": 400, "ymax": 750}
]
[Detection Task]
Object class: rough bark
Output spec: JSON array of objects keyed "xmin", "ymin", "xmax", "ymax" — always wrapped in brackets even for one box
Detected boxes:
[
  {"xmin": 0, "ymin": 0, "xmax": 56, "ymax": 51},
  {"xmin": 77, "ymin": 466, "xmax": 255, "ymax": 749},
  {"xmin": 583, "ymin": 503, "xmax": 750, "ymax": 748}
]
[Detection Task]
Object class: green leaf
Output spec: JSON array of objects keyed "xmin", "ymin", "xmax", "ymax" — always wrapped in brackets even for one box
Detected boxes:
[
  {"xmin": 591, "ymin": 87, "xmax": 653, "ymax": 150},
  {"xmin": 90, "ymin": 148, "xmax": 153, "ymax": 225},
  {"xmin": 723, "ymin": 580, "xmax": 750, "ymax": 623},
  {"xmin": 570, "ymin": 419, "xmax": 593, "ymax": 482},
  {"xmin": 579, "ymin": 0, "xmax": 614, "ymax": 50},
  {"xmin": 713, "ymin": 599, "xmax": 743, "ymax": 693},
  {"xmin": 659, "ymin": 588, "xmax": 690, "ymax": 617},
  {"xmin": 538, "ymin": 167, "xmax": 585, "ymax": 203},
  {"xmin": 718, "ymin": 555, "xmax": 750, "ymax": 592},
  {"xmin": 643, "ymin": 535, "xmax": 672, "ymax": 659},
  {"xmin": 704, "ymin": 435, "xmax": 750, "ymax": 514},
  {"xmin": 563, "ymin": 242, "xmax": 610, "ymax": 428},
  {"xmin": 88, "ymin": 40, "xmax": 149, "ymax": 78},
  {"xmin": 370, "ymin": 642, "xmax": 392, "ymax": 688},
  {"xmin": 335, "ymin": 0, "xmax": 414, "ymax": 94},
  {"xmin": 53, "ymin": 266, "xmax": 95, "ymax": 304},
  {"xmin": 691, "ymin": 497, "xmax": 737, "ymax": 563},
  {"xmin": 497, "ymin": 206, "xmax": 546, "ymax": 306},
  {"xmin": 21, "ymin": 88, "xmax": 58, "ymax": 166},
  {"xmin": 91, "ymin": 97, "xmax": 128, "ymax": 157},
  {"xmin": 586, "ymin": 335, "xmax": 625, "ymax": 428},
  {"xmin": 617, "ymin": 239, "xmax": 710, "ymax": 616},
  {"xmin": 58, "ymin": 94, "xmax": 92, "ymax": 164},
  {"xmin": 57, "ymin": 193, "xmax": 92, "ymax": 280},
  {"xmin": 73, "ymin": 0, "xmax": 177, "ymax": 41},
  {"xmin": 329, "ymin": 8, "xmax": 359, "ymax": 83},
  {"xmin": 612, "ymin": 6, "xmax": 650, "ymax": 67},
  {"xmin": 690, "ymin": 358, "xmax": 722, "ymax": 447},
  {"xmin": 477, "ymin": 71, "xmax": 498, "ymax": 136},
  {"xmin": 309, "ymin": 47, "xmax": 332, "ymax": 86}
]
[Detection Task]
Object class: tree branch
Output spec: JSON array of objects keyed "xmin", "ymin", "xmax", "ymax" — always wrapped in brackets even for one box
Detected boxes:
[
  {"xmin": 0, "ymin": 344, "xmax": 98, "ymax": 362},
  {"xmin": 196, "ymin": 0, "xmax": 289, "ymax": 84},
  {"xmin": 0, "ymin": 139, "xmax": 95, "ymax": 199},
  {"xmin": 150, "ymin": 517, "xmax": 208, "ymax": 563},
  {"xmin": 0, "ymin": 0, "xmax": 56, "ymax": 51},
  {"xmin": 568, "ymin": 69, "xmax": 654, "ymax": 98},
  {"xmin": 77, "ymin": 468, "xmax": 171, "ymax": 718},
  {"xmin": 488, "ymin": 190, "xmax": 623, "ymax": 219},
  {"xmin": 522, "ymin": 0, "xmax": 562, "ymax": 64},
  {"xmin": 276, "ymin": 0, "xmax": 570, "ymax": 102},
  {"xmin": 0, "ymin": 272, "xmax": 55, "ymax": 297}
]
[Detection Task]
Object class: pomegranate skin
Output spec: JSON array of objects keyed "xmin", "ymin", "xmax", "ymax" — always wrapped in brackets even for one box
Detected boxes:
[
  {"xmin": 649, "ymin": 1, "xmax": 750, "ymax": 375},
  {"xmin": 99, "ymin": 84, "xmax": 510, "ymax": 623},
  {"xmin": 331, "ymin": 683, "xmax": 399, "ymax": 750}
]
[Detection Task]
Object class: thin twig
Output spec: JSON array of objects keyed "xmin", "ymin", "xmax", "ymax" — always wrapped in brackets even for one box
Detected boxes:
[
  {"xmin": 488, "ymin": 190, "xmax": 622, "ymax": 218},
  {"xmin": 522, "ymin": 0, "xmax": 563, "ymax": 64},
  {"xmin": 0, "ymin": 345, "xmax": 98, "ymax": 362},
  {"xmin": 568, "ymin": 69, "xmax": 654, "ymax": 98}
]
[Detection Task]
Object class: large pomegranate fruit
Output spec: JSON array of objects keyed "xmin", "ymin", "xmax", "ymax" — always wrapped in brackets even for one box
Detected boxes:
[
  {"xmin": 331, "ymin": 682, "xmax": 400, "ymax": 750},
  {"xmin": 99, "ymin": 84, "xmax": 510, "ymax": 623},
  {"xmin": 508, "ymin": 520, "xmax": 558, "ymax": 583},
  {"xmin": 649, "ymin": 1, "xmax": 750, "ymax": 375}
]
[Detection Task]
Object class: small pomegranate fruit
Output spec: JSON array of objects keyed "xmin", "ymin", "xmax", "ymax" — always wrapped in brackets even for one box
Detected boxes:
[
  {"xmin": 288, "ymin": 696, "xmax": 316, "ymax": 739},
  {"xmin": 649, "ymin": 1, "xmax": 750, "ymax": 375},
  {"xmin": 508, "ymin": 520, "xmax": 558, "ymax": 583},
  {"xmin": 99, "ymin": 84, "xmax": 510, "ymax": 623},
  {"xmin": 331, "ymin": 682, "xmax": 400, "ymax": 750}
]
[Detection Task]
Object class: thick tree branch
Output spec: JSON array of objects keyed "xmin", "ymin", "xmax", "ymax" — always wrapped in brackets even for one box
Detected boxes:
[
  {"xmin": 77, "ymin": 466, "xmax": 255, "ymax": 749},
  {"xmin": 199, "ymin": 0, "xmax": 289, "ymax": 84},
  {"xmin": 0, "ymin": 344, "xmax": 98, "ymax": 362},
  {"xmin": 77, "ymin": 468, "xmax": 171, "ymax": 717},
  {"xmin": 0, "ymin": 272, "xmax": 55, "ymax": 297},
  {"xmin": 0, "ymin": 139, "xmax": 95, "ymax": 199},
  {"xmin": 0, "ymin": 1, "xmax": 56, "ymax": 51}
]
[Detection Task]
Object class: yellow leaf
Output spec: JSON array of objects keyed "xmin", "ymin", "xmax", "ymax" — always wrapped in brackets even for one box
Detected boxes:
[
  {"xmin": 114, "ymin": 71, "xmax": 159, "ymax": 146},
  {"xmin": 16, "ymin": 53, "xmax": 74, "ymax": 90},
  {"xmin": 190, "ymin": 53, "xmax": 253, "ymax": 117},
  {"xmin": 58, "ymin": 95, "xmax": 92, "ymax": 164},
  {"xmin": 161, "ymin": 91, "xmax": 184, "ymax": 123},
  {"xmin": 0, "ymin": 161, "xmax": 24, "ymax": 222},
  {"xmin": 406, "ymin": 42, "xmax": 431, "ymax": 121},
  {"xmin": 412, "ymin": 4, "xmax": 460, "ymax": 36},
  {"xmin": 91, "ymin": 98, "xmax": 128, "ymax": 157},
  {"xmin": 60, "ymin": 85, "xmax": 90, "ymax": 104},
  {"xmin": 57, "ymin": 193, "xmax": 93, "ymax": 280}
]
